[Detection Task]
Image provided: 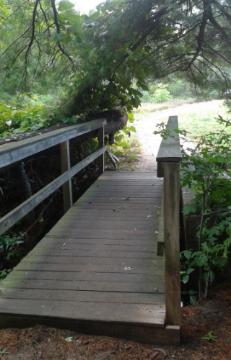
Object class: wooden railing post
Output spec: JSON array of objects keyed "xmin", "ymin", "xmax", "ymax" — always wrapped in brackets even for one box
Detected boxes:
[
  {"xmin": 60, "ymin": 140, "xmax": 73, "ymax": 213},
  {"xmin": 98, "ymin": 126, "xmax": 104, "ymax": 175},
  {"xmin": 164, "ymin": 162, "xmax": 181, "ymax": 326},
  {"xmin": 156, "ymin": 115, "xmax": 182, "ymax": 328}
]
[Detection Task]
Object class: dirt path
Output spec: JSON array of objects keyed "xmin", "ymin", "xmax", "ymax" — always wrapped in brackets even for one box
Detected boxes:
[{"xmin": 132, "ymin": 99, "xmax": 225, "ymax": 172}]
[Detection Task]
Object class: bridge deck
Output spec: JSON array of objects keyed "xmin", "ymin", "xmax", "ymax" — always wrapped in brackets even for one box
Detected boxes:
[{"xmin": 0, "ymin": 172, "xmax": 179, "ymax": 345}]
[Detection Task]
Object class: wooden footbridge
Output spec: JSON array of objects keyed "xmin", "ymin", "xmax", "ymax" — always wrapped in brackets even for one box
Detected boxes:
[{"xmin": 0, "ymin": 117, "xmax": 182, "ymax": 345}]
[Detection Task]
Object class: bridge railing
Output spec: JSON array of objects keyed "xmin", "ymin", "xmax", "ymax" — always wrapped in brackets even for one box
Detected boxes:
[
  {"xmin": 0, "ymin": 118, "xmax": 107, "ymax": 235},
  {"xmin": 156, "ymin": 115, "xmax": 182, "ymax": 327}
]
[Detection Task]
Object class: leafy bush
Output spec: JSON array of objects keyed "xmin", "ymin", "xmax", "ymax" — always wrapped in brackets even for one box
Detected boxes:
[
  {"xmin": 0, "ymin": 96, "xmax": 53, "ymax": 137},
  {"xmin": 153, "ymin": 88, "xmax": 172, "ymax": 103},
  {"xmin": 0, "ymin": 232, "xmax": 25, "ymax": 261}
]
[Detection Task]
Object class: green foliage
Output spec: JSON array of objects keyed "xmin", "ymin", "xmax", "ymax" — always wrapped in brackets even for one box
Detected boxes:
[
  {"xmin": 0, "ymin": 269, "xmax": 11, "ymax": 280},
  {"xmin": 0, "ymin": 232, "xmax": 25, "ymax": 261},
  {"xmin": 0, "ymin": 96, "xmax": 53, "ymax": 137},
  {"xmin": 1, "ymin": 0, "xmax": 231, "ymax": 119},
  {"xmin": 0, "ymin": 347, "xmax": 7, "ymax": 357},
  {"xmin": 201, "ymin": 332, "xmax": 217, "ymax": 342},
  {"xmin": 152, "ymin": 84, "xmax": 172, "ymax": 103}
]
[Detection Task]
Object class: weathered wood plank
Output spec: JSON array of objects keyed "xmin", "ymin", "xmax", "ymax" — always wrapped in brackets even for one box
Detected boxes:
[
  {"xmin": 46, "ymin": 229, "xmax": 158, "ymax": 239},
  {"xmin": 15, "ymin": 256, "xmax": 163, "ymax": 266},
  {"xmin": 1, "ymin": 279, "xmax": 165, "ymax": 293},
  {"xmin": 34, "ymin": 243, "xmax": 158, "ymax": 252},
  {"xmin": 25, "ymin": 249, "xmax": 158, "ymax": 259},
  {"xmin": 41, "ymin": 236, "xmax": 159, "ymax": 244},
  {"xmin": 60, "ymin": 140, "xmax": 73, "ymax": 212},
  {"xmin": 0, "ymin": 118, "xmax": 107, "ymax": 168},
  {"xmin": 0, "ymin": 288, "xmax": 165, "ymax": 303},
  {"xmin": 6, "ymin": 271, "xmax": 164, "ymax": 283},
  {"xmin": 14, "ymin": 261, "xmax": 164, "ymax": 274},
  {"xmin": 164, "ymin": 162, "xmax": 181, "ymax": 327},
  {"xmin": 0, "ymin": 146, "xmax": 106, "ymax": 235},
  {"xmin": 0, "ymin": 315, "xmax": 180, "ymax": 345},
  {"xmin": 98, "ymin": 126, "xmax": 104, "ymax": 175},
  {"xmin": 0, "ymin": 299, "xmax": 165, "ymax": 326},
  {"xmin": 156, "ymin": 116, "xmax": 182, "ymax": 163}
]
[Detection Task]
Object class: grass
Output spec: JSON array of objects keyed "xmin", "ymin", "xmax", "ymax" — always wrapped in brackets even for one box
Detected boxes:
[
  {"xmin": 134, "ymin": 99, "xmax": 230, "ymax": 140},
  {"xmin": 178, "ymin": 100, "xmax": 231, "ymax": 138}
]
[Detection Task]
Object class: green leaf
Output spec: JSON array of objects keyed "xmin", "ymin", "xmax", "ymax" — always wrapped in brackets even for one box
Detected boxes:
[
  {"xmin": 58, "ymin": 1, "xmax": 75, "ymax": 12},
  {"xmin": 64, "ymin": 9, "xmax": 82, "ymax": 23},
  {"xmin": 52, "ymin": 33, "xmax": 66, "ymax": 42},
  {"xmin": 129, "ymin": 126, "xmax": 136, "ymax": 133},
  {"xmin": 183, "ymin": 250, "xmax": 192, "ymax": 260},
  {"xmin": 128, "ymin": 112, "xmax": 134, "ymax": 120},
  {"xmin": 68, "ymin": 23, "xmax": 83, "ymax": 36},
  {"xmin": 126, "ymin": 49, "xmax": 133, "ymax": 56},
  {"xmin": 60, "ymin": 33, "xmax": 72, "ymax": 44},
  {"xmin": 182, "ymin": 274, "xmax": 189, "ymax": 284},
  {"xmin": 189, "ymin": 295, "xmax": 197, "ymax": 304},
  {"xmin": 35, "ymin": 33, "xmax": 45, "ymax": 40},
  {"xmin": 201, "ymin": 332, "xmax": 217, "ymax": 342},
  {"xmin": 209, "ymin": 270, "xmax": 215, "ymax": 283}
]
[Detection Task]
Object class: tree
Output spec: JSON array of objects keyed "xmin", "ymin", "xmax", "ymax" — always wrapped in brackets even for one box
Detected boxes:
[{"xmin": 1, "ymin": 0, "xmax": 231, "ymax": 116}]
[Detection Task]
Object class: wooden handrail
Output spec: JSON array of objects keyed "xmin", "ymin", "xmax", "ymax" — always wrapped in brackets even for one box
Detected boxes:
[
  {"xmin": 156, "ymin": 116, "xmax": 182, "ymax": 327},
  {"xmin": 0, "ymin": 118, "xmax": 107, "ymax": 235}
]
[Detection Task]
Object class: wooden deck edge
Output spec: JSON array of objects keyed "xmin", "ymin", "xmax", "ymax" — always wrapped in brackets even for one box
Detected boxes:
[{"xmin": 0, "ymin": 314, "xmax": 180, "ymax": 345}]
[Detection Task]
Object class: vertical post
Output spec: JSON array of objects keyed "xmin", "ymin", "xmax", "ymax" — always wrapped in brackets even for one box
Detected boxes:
[
  {"xmin": 98, "ymin": 126, "xmax": 104, "ymax": 175},
  {"xmin": 60, "ymin": 140, "xmax": 73, "ymax": 213},
  {"xmin": 164, "ymin": 162, "xmax": 181, "ymax": 326}
]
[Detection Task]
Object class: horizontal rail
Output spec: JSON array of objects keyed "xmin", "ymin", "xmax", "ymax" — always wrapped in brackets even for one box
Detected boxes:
[
  {"xmin": 156, "ymin": 116, "xmax": 182, "ymax": 177},
  {"xmin": 0, "ymin": 118, "xmax": 107, "ymax": 168},
  {"xmin": 0, "ymin": 146, "xmax": 107, "ymax": 235}
]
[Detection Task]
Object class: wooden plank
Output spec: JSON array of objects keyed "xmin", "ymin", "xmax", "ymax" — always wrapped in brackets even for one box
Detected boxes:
[
  {"xmin": 60, "ymin": 140, "xmax": 73, "ymax": 213},
  {"xmin": 98, "ymin": 126, "xmax": 104, "ymax": 175},
  {"xmin": 46, "ymin": 229, "xmax": 158, "ymax": 240},
  {"xmin": 51, "ymin": 218, "xmax": 159, "ymax": 230},
  {"xmin": 34, "ymin": 243, "xmax": 158, "ymax": 253},
  {"xmin": 156, "ymin": 116, "xmax": 182, "ymax": 174},
  {"xmin": 164, "ymin": 163, "xmax": 181, "ymax": 327},
  {"xmin": 72, "ymin": 203, "xmax": 159, "ymax": 210},
  {"xmin": 15, "ymin": 256, "xmax": 163, "ymax": 266},
  {"xmin": 75, "ymin": 197, "xmax": 161, "ymax": 204},
  {"xmin": 0, "ymin": 299, "xmax": 165, "ymax": 326},
  {"xmin": 0, "ymin": 288, "xmax": 165, "ymax": 304},
  {"xmin": 0, "ymin": 146, "xmax": 106, "ymax": 235},
  {"xmin": 0, "ymin": 315, "xmax": 180, "ymax": 345},
  {"xmin": 37, "ymin": 236, "xmax": 160, "ymax": 245},
  {"xmin": 6, "ymin": 271, "xmax": 164, "ymax": 284},
  {"xmin": 14, "ymin": 261, "xmax": 164, "ymax": 274},
  {"xmin": 25, "ymin": 249, "xmax": 159, "ymax": 259},
  {"xmin": 1, "ymin": 279, "xmax": 165, "ymax": 293},
  {"xmin": 0, "ymin": 118, "xmax": 107, "ymax": 168}
]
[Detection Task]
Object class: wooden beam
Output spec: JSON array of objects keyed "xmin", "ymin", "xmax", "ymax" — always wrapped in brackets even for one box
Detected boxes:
[
  {"xmin": 0, "ymin": 146, "xmax": 106, "ymax": 235},
  {"xmin": 60, "ymin": 140, "xmax": 72, "ymax": 213},
  {"xmin": 98, "ymin": 126, "xmax": 104, "ymax": 175},
  {"xmin": 0, "ymin": 119, "xmax": 107, "ymax": 168},
  {"xmin": 163, "ymin": 162, "xmax": 181, "ymax": 326},
  {"xmin": 156, "ymin": 116, "xmax": 182, "ymax": 178}
]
